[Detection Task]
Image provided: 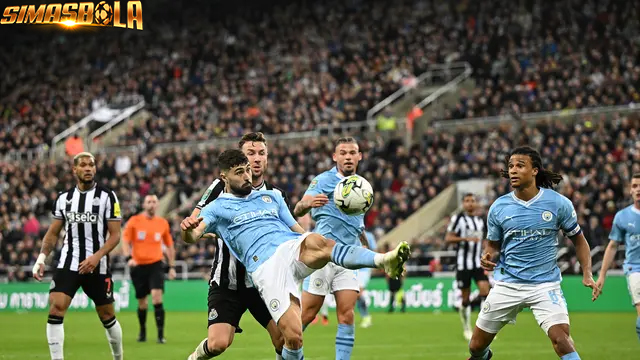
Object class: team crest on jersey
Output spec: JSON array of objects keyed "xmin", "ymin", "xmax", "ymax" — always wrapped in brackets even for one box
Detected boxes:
[
  {"xmin": 313, "ymin": 278, "xmax": 324, "ymax": 288},
  {"xmin": 208, "ymin": 308, "xmax": 218, "ymax": 321},
  {"xmin": 482, "ymin": 301, "xmax": 491, "ymax": 313},
  {"xmin": 269, "ymin": 299, "xmax": 280, "ymax": 312},
  {"xmin": 262, "ymin": 195, "xmax": 272, "ymax": 203},
  {"xmin": 542, "ymin": 211, "xmax": 553, "ymax": 222},
  {"xmin": 92, "ymin": 197, "xmax": 101, "ymax": 206},
  {"xmin": 155, "ymin": 233, "xmax": 161, "ymax": 241}
]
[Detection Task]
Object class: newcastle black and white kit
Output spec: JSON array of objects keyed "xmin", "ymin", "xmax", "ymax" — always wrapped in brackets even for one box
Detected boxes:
[
  {"xmin": 197, "ymin": 178, "xmax": 290, "ymax": 330},
  {"xmin": 447, "ymin": 211, "xmax": 488, "ymax": 289},
  {"xmin": 49, "ymin": 184, "xmax": 122, "ymax": 305}
]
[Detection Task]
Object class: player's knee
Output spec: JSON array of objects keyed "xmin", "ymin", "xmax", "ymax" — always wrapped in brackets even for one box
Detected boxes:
[
  {"xmin": 138, "ymin": 297, "xmax": 148, "ymax": 310},
  {"xmin": 305, "ymin": 233, "xmax": 330, "ymax": 252},
  {"xmin": 151, "ymin": 292, "xmax": 163, "ymax": 305},
  {"xmin": 337, "ymin": 307, "xmax": 355, "ymax": 325},
  {"xmin": 49, "ymin": 303, "xmax": 66, "ymax": 317},
  {"xmin": 207, "ymin": 335, "xmax": 232, "ymax": 355},
  {"xmin": 96, "ymin": 305, "xmax": 115, "ymax": 321},
  {"xmin": 282, "ymin": 328, "xmax": 303, "ymax": 349}
]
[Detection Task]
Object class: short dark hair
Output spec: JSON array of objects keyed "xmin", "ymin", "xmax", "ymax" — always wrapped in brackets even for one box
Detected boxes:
[
  {"xmin": 238, "ymin": 132, "xmax": 267, "ymax": 149},
  {"xmin": 633, "ymin": 172, "xmax": 640, "ymax": 180},
  {"xmin": 500, "ymin": 146, "xmax": 563, "ymax": 188},
  {"xmin": 218, "ymin": 149, "xmax": 249, "ymax": 171},
  {"xmin": 462, "ymin": 193, "xmax": 475, "ymax": 200},
  {"xmin": 335, "ymin": 136, "xmax": 358, "ymax": 149}
]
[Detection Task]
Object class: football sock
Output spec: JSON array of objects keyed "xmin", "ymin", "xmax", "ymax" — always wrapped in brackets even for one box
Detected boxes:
[
  {"xmin": 282, "ymin": 346, "xmax": 304, "ymax": 359},
  {"xmin": 331, "ymin": 244, "xmax": 376, "ymax": 269},
  {"xmin": 137, "ymin": 307, "xmax": 147, "ymax": 336},
  {"xmin": 469, "ymin": 346, "xmax": 491, "ymax": 359},
  {"xmin": 336, "ymin": 323, "xmax": 355, "ymax": 360},
  {"xmin": 560, "ymin": 352, "xmax": 581, "ymax": 360},
  {"xmin": 356, "ymin": 297, "xmax": 369, "ymax": 317},
  {"xmin": 102, "ymin": 316, "xmax": 123, "ymax": 360},
  {"xmin": 154, "ymin": 303, "xmax": 165, "ymax": 339},
  {"xmin": 47, "ymin": 315, "xmax": 65, "ymax": 360},
  {"xmin": 636, "ymin": 316, "xmax": 640, "ymax": 341}
]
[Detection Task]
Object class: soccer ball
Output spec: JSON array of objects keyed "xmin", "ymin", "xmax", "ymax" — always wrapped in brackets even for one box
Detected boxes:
[{"xmin": 334, "ymin": 175, "xmax": 374, "ymax": 215}]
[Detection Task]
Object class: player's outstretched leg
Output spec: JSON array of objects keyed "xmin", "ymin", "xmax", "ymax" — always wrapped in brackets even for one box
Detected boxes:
[
  {"xmin": 547, "ymin": 324, "xmax": 581, "ymax": 359},
  {"xmin": 636, "ymin": 312, "xmax": 640, "ymax": 341},
  {"xmin": 468, "ymin": 326, "xmax": 495, "ymax": 360},
  {"xmin": 299, "ymin": 233, "xmax": 410, "ymax": 278},
  {"xmin": 187, "ymin": 323, "xmax": 235, "ymax": 359},
  {"xmin": 97, "ymin": 305, "xmax": 123, "ymax": 360},
  {"xmin": 278, "ymin": 296, "xmax": 305, "ymax": 360}
]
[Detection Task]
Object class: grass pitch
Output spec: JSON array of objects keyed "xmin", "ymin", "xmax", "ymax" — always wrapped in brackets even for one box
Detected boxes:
[{"xmin": 0, "ymin": 311, "xmax": 636, "ymax": 359}]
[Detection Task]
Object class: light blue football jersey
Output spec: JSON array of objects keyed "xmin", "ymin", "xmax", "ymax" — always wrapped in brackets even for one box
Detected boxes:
[
  {"xmin": 200, "ymin": 190, "xmax": 299, "ymax": 272},
  {"xmin": 609, "ymin": 205, "xmax": 640, "ymax": 275},
  {"xmin": 487, "ymin": 188, "xmax": 581, "ymax": 284},
  {"xmin": 304, "ymin": 167, "xmax": 364, "ymax": 246}
]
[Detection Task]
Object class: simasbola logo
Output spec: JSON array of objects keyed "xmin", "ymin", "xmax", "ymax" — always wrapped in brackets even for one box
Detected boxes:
[
  {"xmin": 1, "ymin": 1, "xmax": 143, "ymax": 30},
  {"xmin": 67, "ymin": 211, "xmax": 99, "ymax": 224}
]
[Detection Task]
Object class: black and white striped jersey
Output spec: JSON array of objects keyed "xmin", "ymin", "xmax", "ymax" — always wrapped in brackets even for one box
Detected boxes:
[
  {"xmin": 52, "ymin": 184, "xmax": 121, "ymax": 275},
  {"xmin": 447, "ymin": 212, "xmax": 486, "ymax": 271},
  {"xmin": 196, "ymin": 179, "xmax": 290, "ymax": 290}
]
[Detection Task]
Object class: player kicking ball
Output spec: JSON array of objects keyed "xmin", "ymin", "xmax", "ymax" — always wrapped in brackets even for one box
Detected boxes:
[
  {"xmin": 181, "ymin": 149, "xmax": 410, "ymax": 360},
  {"xmin": 468, "ymin": 146, "xmax": 601, "ymax": 360}
]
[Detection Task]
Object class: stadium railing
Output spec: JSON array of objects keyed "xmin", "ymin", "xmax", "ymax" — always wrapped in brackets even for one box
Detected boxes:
[
  {"xmin": 432, "ymin": 103, "xmax": 640, "ymax": 133},
  {"xmin": 49, "ymin": 94, "xmax": 145, "ymax": 161},
  {"xmin": 365, "ymin": 62, "xmax": 472, "ymax": 126}
]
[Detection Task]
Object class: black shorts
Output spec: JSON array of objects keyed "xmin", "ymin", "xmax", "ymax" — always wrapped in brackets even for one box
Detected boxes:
[
  {"xmin": 456, "ymin": 268, "xmax": 489, "ymax": 289},
  {"xmin": 131, "ymin": 261, "xmax": 165, "ymax": 299},
  {"xmin": 207, "ymin": 284, "xmax": 273, "ymax": 332},
  {"xmin": 388, "ymin": 277, "xmax": 403, "ymax": 292},
  {"xmin": 50, "ymin": 268, "xmax": 114, "ymax": 306}
]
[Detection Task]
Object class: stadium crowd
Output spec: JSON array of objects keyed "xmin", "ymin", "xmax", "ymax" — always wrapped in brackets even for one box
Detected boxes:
[
  {"xmin": 4, "ymin": 0, "xmax": 640, "ymax": 156},
  {"xmin": 2, "ymin": 111, "xmax": 638, "ymax": 280},
  {"xmin": 2, "ymin": 0, "xmax": 640, "ymax": 281}
]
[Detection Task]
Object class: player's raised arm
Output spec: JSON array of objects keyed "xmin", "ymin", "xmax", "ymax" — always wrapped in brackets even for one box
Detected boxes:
[{"xmin": 294, "ymin": 176, "xmax": 329, "ymax": 217}]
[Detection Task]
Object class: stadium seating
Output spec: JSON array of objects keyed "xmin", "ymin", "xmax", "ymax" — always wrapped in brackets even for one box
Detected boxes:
[{"xmin": 2, "ymin": 0, "xmax": 640, "ymax": 280}]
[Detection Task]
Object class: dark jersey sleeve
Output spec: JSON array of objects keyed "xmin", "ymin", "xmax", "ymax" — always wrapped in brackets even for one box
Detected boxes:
[
  {"xmin": 267, "ymin": 183, "xmax": 292, "ymax": 211},
  {"xmin": 195, "ymin": 179, "xmax": 226, "ymax": 210}
]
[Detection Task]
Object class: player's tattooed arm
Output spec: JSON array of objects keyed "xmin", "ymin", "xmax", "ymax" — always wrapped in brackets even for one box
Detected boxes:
[
  {"xmin": 40, "ymin": 219, "xmax": 65, "ymax": 256},
  {"xmin": 359, "ymin": 231, "xmax": 370, "ymax": 248}
]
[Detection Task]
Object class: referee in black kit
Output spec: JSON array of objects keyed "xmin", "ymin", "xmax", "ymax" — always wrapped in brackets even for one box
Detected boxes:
[{"xmin": 445, "ymin": 192, "xmax": 491, "ymax": 341}]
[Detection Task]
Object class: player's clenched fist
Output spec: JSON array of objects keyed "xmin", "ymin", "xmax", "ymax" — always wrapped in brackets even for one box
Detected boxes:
[
  {"xmin": 480, "ymin": 252, "xmax": 497, "ymax": 271},
  {"xmin": 180, "ymin": 216, "xmax": 203, "ymax": 231}
]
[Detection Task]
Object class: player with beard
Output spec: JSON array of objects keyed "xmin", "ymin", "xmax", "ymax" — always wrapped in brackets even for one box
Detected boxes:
[
  {"xmin": 187, "ymin": 133, "xmax": 287, "ymax": 359},
  {"xmin": 33, "ymin": 152, "xmax": 124, "ymax": 360}
]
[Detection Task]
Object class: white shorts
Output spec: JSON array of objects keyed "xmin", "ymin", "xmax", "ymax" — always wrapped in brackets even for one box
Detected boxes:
[
  {"xmin": 476, "ymin": 281, "xmax": 569, "ymax": 335},
  {"xmin": 250, "ymin": 233, "xmax": 316, "ymax": 324},
  {"xmin": 304, "ymin": 262, "xmax": 359, "ymax": 296},
  {"xmin": 357, "ymin": 268, "xmax": 371, "ymax": 289},
  {"xmin": 627, "ymin": 272, "xmax": 640, "ymax": 305}
]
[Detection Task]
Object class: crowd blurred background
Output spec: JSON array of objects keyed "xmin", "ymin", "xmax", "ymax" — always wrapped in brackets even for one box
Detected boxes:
[{"xmin": 1, "ymin": 0, "xmax": 639, "ymax": 281}]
